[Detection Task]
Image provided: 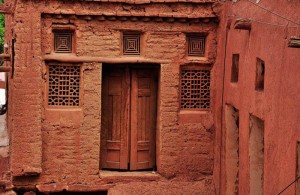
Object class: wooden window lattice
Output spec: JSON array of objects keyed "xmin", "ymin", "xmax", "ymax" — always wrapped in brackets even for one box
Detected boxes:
[
  {"xmin": 181, "ymin": 69, "xmax": 210, "ymax": 110},
  {"xmin": 123, "ymin": 33, "xmax": 140, "ymax": 55},
  {"xmin": 48, "ymin": 64, "xmax": 80, "ymax": 107},
  {"xmin": 187, "ymin": 35, "xmax": 206, "ymax": 57},
  {"xmin": 54, "ymin": 31, "xmax": 73, "ymax": 53}
]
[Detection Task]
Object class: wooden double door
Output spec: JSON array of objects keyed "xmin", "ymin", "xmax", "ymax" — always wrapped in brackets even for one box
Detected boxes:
[{"xmin": 101, "ymin": 65, "xmax": 158, "ymax": 170}]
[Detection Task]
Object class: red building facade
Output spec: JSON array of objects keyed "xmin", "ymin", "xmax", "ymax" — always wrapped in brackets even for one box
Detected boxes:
[
  {"xmin": 0, "ymin": 0, "xmax": 299, "ymax": 194},
  {"xmin": 0, "ymin": 0, "xmax": 220, "ymax": 194}
]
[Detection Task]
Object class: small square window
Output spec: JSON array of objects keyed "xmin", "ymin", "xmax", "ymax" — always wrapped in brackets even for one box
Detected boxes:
[
  {"xmin": 48, "ymin": 64, "xmax": 81, "ymax": 107},
  {"xmin": 123, "ymin": 32, "xmax": 140, "ymax": 55},
  {"xmin": 187, "ymin": 34, "xmax": 206, "ymax": 57},
  {"xmin": 231, "ymin": 54, "xmax": 239, "ymax": 83},
  {"xmin": 54, "ymin": 31, "xmax": 73, "ymax": 53},
  {"xmin": 180, "ymin": 66, "xmax": 210, "ymax": 110},
  {"xmin": 255, "ymin": 58, "xmax": 265, "ymax": 91}
]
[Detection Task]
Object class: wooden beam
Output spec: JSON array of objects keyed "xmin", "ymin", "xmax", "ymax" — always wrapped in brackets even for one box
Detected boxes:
[
  {"xmin": 288, "ymin": 36, "xmax": 300, "ymax": 48},
  {"xmin": 0, "ymin": 54, "xmax": 11, "ymax": 61},
  {"xmin": 234, "ymin": 19, "xmax": 252, "ymax": 30},
  {"xmin": 0, "ymin": 81, "xmax": 5, "ymax": 89},
  {"xmin": 0, "ymin": 4, "xmax": 13, "ymax": 14},
  {"xmin": 43, "ymin": 54, "xmax": 170, "ymax": 64},
  {"xmin": 0, "ymin": 66, "xmax": 11, "ymax": 72},
  {"xmin": 0, "ymin": 180, "xmax": 9, "ymax": 187}
]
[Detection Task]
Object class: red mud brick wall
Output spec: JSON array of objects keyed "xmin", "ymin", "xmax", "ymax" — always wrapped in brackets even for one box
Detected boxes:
[{"xmin": 8, "ymin": 0, "xmax": 220, "ymax": 193}]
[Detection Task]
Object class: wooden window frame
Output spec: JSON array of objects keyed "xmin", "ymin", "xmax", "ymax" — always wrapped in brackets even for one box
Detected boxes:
[
  {"xmin": 186, "ymin": 33, "xmax": 207, "ymax": 57},
  {"xmin": 122, "ymin": 31, "xmax": 141, "ymax": 56},
  {"xmin": 46, "ymin": 63, "xmax": 83, "ymax": 109},
  {"xmin": 180, "ymin": 64, "xmax": 211, "ymax": 111},
  {"xmin": 52, "ymin": 25, "xmax": 76, "ymax": 53}
]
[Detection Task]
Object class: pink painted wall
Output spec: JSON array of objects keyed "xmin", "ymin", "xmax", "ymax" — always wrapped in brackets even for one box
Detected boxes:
[{"xmin": 219, "ymin": 0, "xmax": 300, "ymax": 194}]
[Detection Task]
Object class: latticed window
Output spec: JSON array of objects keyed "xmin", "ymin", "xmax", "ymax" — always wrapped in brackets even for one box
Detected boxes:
[
  {"xmin": 180, "ymin": 67, "xmax": 210, "ymax": 110},
  {"xmin": 54, "ymin": 31, "xmax": 73, "ymax": 53},
  {"xmin": 48, "ymin": 64, "xmax": 81, "ymax": 107},
  {"xmin": 123, "ymin": 32, "xmax": 140, "ymax": 55},
  {"xmin": 187, "ymin": 34, "xmax": 206, "ymax": 57}
]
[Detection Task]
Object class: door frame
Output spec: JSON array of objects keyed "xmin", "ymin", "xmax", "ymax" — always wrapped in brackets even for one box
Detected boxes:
[{"xmin": 100, "ymin": 63, "xmax": 160, "ymax": 171}]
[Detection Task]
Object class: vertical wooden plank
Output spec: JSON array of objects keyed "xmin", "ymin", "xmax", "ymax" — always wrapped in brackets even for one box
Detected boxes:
[
  {"xmin": 100, "ymin": 68, "xmax": 109, "ymax": 169},
  {"xmin": 101, "ymin": 67, "xmax": 129, "ymax": 170},
  {"xmin": 146, "ymin": 97, "xmax": 149, "ymax": 141},
  {"xmin": 146, "ymin": 97, "xmax": 150, "ymax": 141},
  {"xmin": 130, "ymin": 69, "xmax": 157, "ymax": 170},
  {"xmin": 141, "ymin": 97, "xmax": 145, "ymax": 141},
  {"xmin": 137, "ymin": 97, "xmax": 141, "ymax": 141},
  {"xmin": 130, "ymin": 70, "xmax": 138, "ymax": 170},
  {"xmin": 149, "ymin": 70, "xmax": 157, "ymax": 168},
  {"xmin": 120, "ymin": 66, "xmax": 130, "ymax": 169}
]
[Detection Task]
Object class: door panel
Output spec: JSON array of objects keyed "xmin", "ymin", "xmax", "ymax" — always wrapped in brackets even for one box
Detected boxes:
[
  {"xmin": 101, "ymin": 66, "xmax": 157, "ymax": 171},
  {"xmin": 130, "ymin": 69, "xmax": 157, "ymax": 170},
  {"xmin": 101, "ymin": 67, "xmax": 129, "ymax": 170}
]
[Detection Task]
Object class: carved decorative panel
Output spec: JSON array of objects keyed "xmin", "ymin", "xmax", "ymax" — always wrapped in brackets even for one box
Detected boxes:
[
  {"xmin": 123, "ymin": 33, "xmax": 140, "ymax": 55},
  {"xmin": 181, "ymin": 69, "xmax": 210, "ymax": 110},
  {"xmin": 54, "ymin": 32, "xmax": 73, "ymax": 53},
  {"xmin": 48, "ymin": 64, "xmax": 80, "ymax": 107},
  {"xmin": 187, "ymin": 34, "xmax": 206, "ymax": 57}
]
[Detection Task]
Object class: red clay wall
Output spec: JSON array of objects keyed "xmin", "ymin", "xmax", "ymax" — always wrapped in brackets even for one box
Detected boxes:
[
  {"xmin": 5, "ymin": 1, "xmax": 220, "ymax": 194},
  {"xmin": 220, "ymin": 1, "xmax": 300, "ymax": 194}
]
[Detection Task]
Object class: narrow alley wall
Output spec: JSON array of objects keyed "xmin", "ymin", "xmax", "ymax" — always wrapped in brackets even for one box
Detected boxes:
[{"xmin": 219, "ymin": 1, "xmax": 300, "ymax": 194}]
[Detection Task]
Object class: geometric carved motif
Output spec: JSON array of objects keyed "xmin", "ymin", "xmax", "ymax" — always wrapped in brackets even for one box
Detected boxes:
[
  {"xmin": 181, "ymin": 69, "xmax": 210, "ymax": 110},
  {"xmin": 54, "ymin": 32, "xmax": 73, "ymax": 53},
  {"xmin": 123, "ymin": 33, "xmax": 140, "ymax": 55},
  {"xmin": 187, "ymin": 34, "xmax": 206, "ymax": 57},
  {"xmin": 48, "ymin": 64, "xmax": 80, "ymax": 107}
]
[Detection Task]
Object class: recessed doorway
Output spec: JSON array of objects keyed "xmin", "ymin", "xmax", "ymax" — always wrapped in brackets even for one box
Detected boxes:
[{"xmin": 100, "ymin": 64, "xmax": 159, "ymax": 171}]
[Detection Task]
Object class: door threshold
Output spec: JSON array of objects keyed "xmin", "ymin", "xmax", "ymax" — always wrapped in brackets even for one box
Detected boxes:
[{"xmin": 99, "ymin": 170, "xmax": 161, "ymax": 181}]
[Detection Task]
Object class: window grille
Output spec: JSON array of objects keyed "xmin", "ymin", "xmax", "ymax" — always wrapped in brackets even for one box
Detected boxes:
[
  {"xmin": 180, "ymin": 68, "xmax": 210, "ymax": 110},
  {"xmin": 48, "ymin": 64, "xmax": 80, "ymax": 107},
  {"xmin": 187, "ymin": 34, "xmax": 206, "ymax": 57},
  {"xmin": 54, "ymin": 31, "xmax": 73, "ymax": 53},
  {"xmin": 123, "ymin": 33, "xmax": 140, "ymax": 55}
]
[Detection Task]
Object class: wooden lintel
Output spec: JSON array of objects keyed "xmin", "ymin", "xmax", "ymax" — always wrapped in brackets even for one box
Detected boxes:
[
  {"xmin": 0, "ymin": 54, "xmax": 11, "ymax": 61},
  {"xmin": 0, "ymin": 66, "xmax": 11, "ymax": 72},
  {"xmin": 288, "ymin": 36, "xmax": 300, "ymax": 48},
  {"xmin": 234, "ymin": 19, "xmax": 252, "ymax": 30},
  {"xmin": 0, "ymin": 5, "xmax": 13, "ymax": 14},
  {"xmin": 43, "ymin": 54, "xmax": 171, "ymax": 64},
  {"xmin": 52, "ymin": 24, "xmax": 76, "ymax": 31},
  {"xmin": 42, "ymin": 12, "xmax": 217, "ymax": 24},
  {"xmin": 0, "ymin": 81, "xmax": 5, "ymax": 89}
]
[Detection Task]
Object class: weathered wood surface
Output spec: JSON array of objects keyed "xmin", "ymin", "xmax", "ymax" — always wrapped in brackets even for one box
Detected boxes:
[{"xmin": 288, "ymin": 36, "xmax": 300, "ymax": 48}]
